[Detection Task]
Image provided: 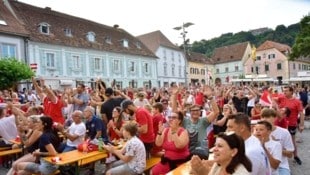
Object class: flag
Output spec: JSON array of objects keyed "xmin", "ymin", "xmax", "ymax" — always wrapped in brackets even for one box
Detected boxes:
[
  {"xmin": 251, "ymin": 45, "xmax": 256, "ymax": 61},
  {"xmin": 259, "ymin": 90, "xmax": 272, "ymax": 107}
]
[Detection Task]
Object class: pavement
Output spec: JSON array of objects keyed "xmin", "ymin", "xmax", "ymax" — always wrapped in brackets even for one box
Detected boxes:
[{"xmin": 1, "ymin": 121, "xmax": 310, "ymax": 175}]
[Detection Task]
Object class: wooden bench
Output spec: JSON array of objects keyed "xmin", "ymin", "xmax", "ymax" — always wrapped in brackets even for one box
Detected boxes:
[
  {"xmin": 0, "ymin": 148, "xmax": 22, "ymax": 168},
  {"xmin": 144, "ymin": 156, "xmax": 161, "ymax": 175}
]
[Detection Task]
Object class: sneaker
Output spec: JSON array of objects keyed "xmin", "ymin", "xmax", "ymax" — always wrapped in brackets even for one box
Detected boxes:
[{"xmin": 294, "ymin": 156, "xmax": 302, "ymax": 165}]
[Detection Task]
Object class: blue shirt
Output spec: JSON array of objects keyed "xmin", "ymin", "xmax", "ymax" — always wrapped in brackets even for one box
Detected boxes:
[{"xmin": 85, "ymin": 116, "xmax": 108, "ymax": 142}]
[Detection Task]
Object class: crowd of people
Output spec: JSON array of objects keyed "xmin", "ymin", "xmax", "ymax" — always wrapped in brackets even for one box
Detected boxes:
[{"xmin": 0, "ymin": 77, "xmax": 309, "ymax": 175}]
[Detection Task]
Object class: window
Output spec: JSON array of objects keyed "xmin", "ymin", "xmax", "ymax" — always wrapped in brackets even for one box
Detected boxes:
[
  {"xmin": 105, "ymin": 36, "xmax": 112, "ymax": 44},
  {"xmin": 64, "ymin": 28, "xmax": 72, "ymax": 37},
  {"xmin": 256, "ymin": 56, "xmax": 261, "ymax": 61},
  {"xmin": 201, "ymin": 69, "xmax": 205, "ymax": 75},
  {"xmin": 136, "ymin": 42, "xmax": 141, "ymax": 49},
  {"xmin": 179, "ymin": 66, "xmax": 182, "ymax": 77},
  {"xmin": 0, "ymin": 43, "xmax": 16, "ymax": 58},
  {"xmin": 277, "ymin": 63, "xmax": 282, "ymax": 70},
  {"xmin": 298, "ymin": 64, "xmax": 301, "ymax": 70},
  {"xmin": 216, "ymin": 68, "xmax": 219, "ymax": 74},
  {"xmin": 130, "ymin": 61, "xmax": 135, "ymax": 72},
  {"xmin": 94, "ymin": 57, "xmax": 101, "ymax": 70},
  {"xmin": 171, "ymin": 64, "xmax": 175, "ymax": 76},
  {"xmin": 113, "ymin": 59, "xmax": 120, "ymax": 72},
  {"xmin": 293, "ymin": 63, "xmax": 295, "ymax": 70},
  {"xmin": 122, "ymin": 39, "xmax": 129, "ymax": 48},
  {"xmin": 265, "ymin": 64, "xmax": 269, "ymax": 72},
  {"xmin": 144, "ymin": 63, "xmax": 149, "ymax": 73},
  {"xmin": 178, "ymin": 53, "xmax": 181, "ymax": 63},
  {"xmin": 163, "ymin": 50, "xmax": 167, "ymax": 60},
  {"xmin": 171, "ymin": 51, "xmax": 174, "ymax": 62},
  {"xmin": 235, "ymin": 66, "xmax": 239, "ymax": 71},
  {"xmin": 164, "ymin": 63, "xmax": 167, "ymax": 76},
  {"xmin": 72, "ymin": 55, "xmax": 81, "ymax": 69},
  {"xmin": 87, "ymin": 32, "xmax": 95, "ymax": 42},
  {"xmin": 0, "ymin": 20, "xmax": 7, "ymax": 25},
  {"xmin": 39, "ymin": 22, "xmax": 50, "ymax": 34},
  {"xmin": 251, "ymin": 67, "xmax": 254, "ymax": 73},
  {"xmin": 268, "ymin": 54, "xmax": 275, "ymax": 59},
  {"xmin": 46, "ymin": 52, "xmax": 55, "ymax": 68},
  {"xmin": 225, "ymin": 67, "xmax": 229, "ymax": 73},
  {"xmin": 255, "ymin": 66, "xmax": 259, "ymax": 74}
]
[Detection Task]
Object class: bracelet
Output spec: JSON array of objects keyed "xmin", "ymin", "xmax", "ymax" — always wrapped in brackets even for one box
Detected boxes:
[{"xmin": 157, "ymin": 132, "xmax": 162, "ymax": 136}]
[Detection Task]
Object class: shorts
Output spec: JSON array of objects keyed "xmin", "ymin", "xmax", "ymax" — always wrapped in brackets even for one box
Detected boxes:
[
  {"xmin": 288, "ymin": 126, "xmax": 297, "ymax": 136},
  {"xmin": 25, "ymin": 158, "xmax": 58, "ymax": 175},
  {"xmin": 108, "ymin": 160, "xmax": 139, "ymax": 175}
]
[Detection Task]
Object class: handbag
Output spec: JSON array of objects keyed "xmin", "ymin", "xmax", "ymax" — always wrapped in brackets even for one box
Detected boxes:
[{"xmin": 77, "ymin": 139, "xmax": 98, "ymax": 153}]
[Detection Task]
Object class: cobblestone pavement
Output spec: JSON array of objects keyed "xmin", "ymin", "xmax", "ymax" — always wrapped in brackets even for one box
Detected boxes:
[{"xmin": 1, "ymin": 123, "xmax": 309, "ymax": 175}]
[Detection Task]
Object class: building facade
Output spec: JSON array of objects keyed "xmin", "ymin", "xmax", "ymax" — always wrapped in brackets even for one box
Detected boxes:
[
  {"xmin": 138, "ymin": 31, "xmax": 186, "ymax": 87},
  {"xmin": 1, "ymin": 0, "xmax": 158, "ymax": 89},
  {"xmin": 213, "ymin": 42, "xmax": 252, "ymax": 84}
]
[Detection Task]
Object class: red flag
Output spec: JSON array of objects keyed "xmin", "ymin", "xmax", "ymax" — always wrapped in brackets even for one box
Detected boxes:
[{"xmin": 259, "ymin": 90, "xmax": 271, "ymax": 106}]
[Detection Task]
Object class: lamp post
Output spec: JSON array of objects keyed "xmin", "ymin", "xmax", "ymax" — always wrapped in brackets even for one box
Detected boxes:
[{"xmin": 173, "ymin": 22, "xmax": 194, "ymax": 87}]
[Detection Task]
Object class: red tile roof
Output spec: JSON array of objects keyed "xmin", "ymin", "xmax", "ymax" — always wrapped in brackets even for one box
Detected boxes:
[
  {"xmin": 0, "ymin": 1, "xmax": 29, "ymax": 37},
  {"xmin": 187, "ymin": 52, "xmax": 213, "ymax": 64},
  {"xmin": 8, "ymin": 1, "xmax": 156, "ymax": 58},
  {"xmin": 257, "ymin": 40, "xmax": 291, "ymax": 52},
  {"xmin": 212, "ymin": 42, "xmax": 250, "ymax": 63},
  {"xmin": 137, "ymin": 30, "xmax": 180, "ymax": 53}
]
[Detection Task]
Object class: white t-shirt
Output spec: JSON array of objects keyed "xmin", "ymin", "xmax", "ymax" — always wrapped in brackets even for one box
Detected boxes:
[
  {"xmin": 271, "ymin": 126, "xmax": 294, "ymax": 170},
  {"xmin": 133, "ymin": 98, "xmax": 150, "ymax": 108},
  {"xmin": 66, "ymin": 122, "xmax": 86, "ymax": 147},
  {"xmin": 245, "ymin": 135, "xmax": 271, "ymax": 175},
  {"xmin": 264, "ymin": 139, "xmax": 282, "ymax": 175},
  {"xmin": 0, "ymin": 115, "xmax": 18, "ymax": 143}
]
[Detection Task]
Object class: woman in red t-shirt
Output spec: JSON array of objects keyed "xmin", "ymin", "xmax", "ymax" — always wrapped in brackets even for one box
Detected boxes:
[
  {"xmin": 107, "ymin": 107, "xmax": 123, "ymax": 141},
  {"xmin": 251, "ymin": 101, "xmax": 262, "ymax": 120}
]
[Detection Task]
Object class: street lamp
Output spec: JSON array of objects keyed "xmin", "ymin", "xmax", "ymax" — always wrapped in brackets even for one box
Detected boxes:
[{"xmin": 173, "ymin": 22, "xmax": 194, "ymax": 87}]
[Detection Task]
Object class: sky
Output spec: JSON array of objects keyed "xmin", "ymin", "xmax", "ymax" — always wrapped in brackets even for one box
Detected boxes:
[{"xmin": 20, "ymin": 0, "xmax": 310, "ymax": 45}]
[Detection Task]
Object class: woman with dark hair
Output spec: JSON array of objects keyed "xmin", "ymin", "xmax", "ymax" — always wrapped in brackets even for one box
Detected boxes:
[
  {"xmin": 151, "ymin": 111, "xmax": 190, "ymax": 175},
  {"xmin": 15, "ymin": 116, "xmax": 61, "ymax": 175},
  {"xmin": 191, "ymin": 132, "xmax": 252, "ymax": 175},
  {"xmin": 107, "ymin": 106, "xmax": 124, "ymax": 141}
]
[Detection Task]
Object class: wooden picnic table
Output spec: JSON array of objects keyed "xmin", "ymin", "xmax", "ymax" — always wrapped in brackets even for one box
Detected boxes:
[
  {"xmin": 44, "ymin": 150, "xmax": 108, "ymax": 175},
  {"xmin": 9, "ymin": 139, "xmax": 21, "ymax": 145}
]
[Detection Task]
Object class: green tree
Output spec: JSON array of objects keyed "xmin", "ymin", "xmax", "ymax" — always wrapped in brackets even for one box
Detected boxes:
[
  {"xmin": 0, "ymin": 58, "xmax": 34, "ymax": 90},
  {"xmin": 290, "ymin": 14, "xmax": 310, "ymax": 60}
]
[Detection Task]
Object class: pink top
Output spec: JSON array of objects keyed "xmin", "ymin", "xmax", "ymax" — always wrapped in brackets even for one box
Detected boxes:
[{"xmin": 163, "ymin": 128, "xmax": 190, "ymax": 160}]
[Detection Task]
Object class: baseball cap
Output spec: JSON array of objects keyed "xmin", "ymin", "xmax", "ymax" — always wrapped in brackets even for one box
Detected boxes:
[{"xmin": 105, "ymin": 87, "xmax": 114, "ymax": 96}]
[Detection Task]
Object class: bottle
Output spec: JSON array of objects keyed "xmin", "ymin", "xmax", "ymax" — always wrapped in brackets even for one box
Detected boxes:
[{"xmin": 98, "ymin": 138, "xmax": 103, "ymax": 152}]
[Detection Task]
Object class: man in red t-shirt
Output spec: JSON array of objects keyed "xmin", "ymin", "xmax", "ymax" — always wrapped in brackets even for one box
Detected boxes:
[
  {"xmin": 32, "ymin": 77, "xmax": 65, "ymax": 124},
  {"xmin": 277, "ymin": 86, "xmax": 304, "ymax": 165},
  {"xmin": 121, "ymin": 99, "xmax": 154, "ymax": 159}
]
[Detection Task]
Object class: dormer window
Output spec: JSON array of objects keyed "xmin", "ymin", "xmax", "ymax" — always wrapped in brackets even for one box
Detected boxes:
[
  {"xmin": 122, "ymin": 39, "xmax": 129, "ymax": 48},
  {"xmin": 39, "ymin": 22, "xmax": 50, "ymax": 35},
  {"xmin": 105, "ymin": 36, "xmax": 112, "ymax": 44},
  {"xmin": 0, "ymin": 20, "xmax": 7, "ymax": 26},
  {"xmin": 64, "ymin": 28, "xmax": 72, "ymax": 37},
  {"xmin": 87, "ymin": 31, "xmax": 96, "ymax": 42},
  {"xmin": 136, "ymin": 42, "xmax": 141, "ymax": 49}
]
